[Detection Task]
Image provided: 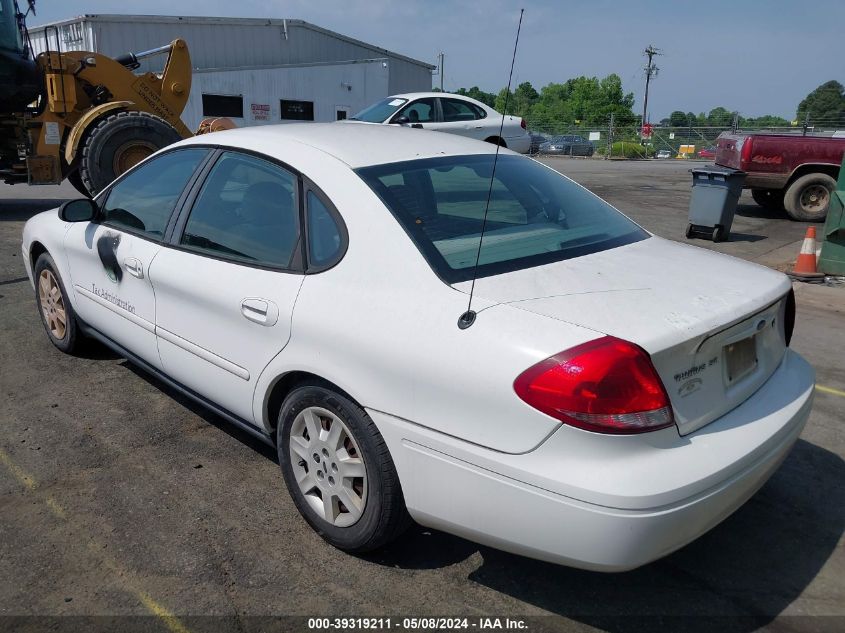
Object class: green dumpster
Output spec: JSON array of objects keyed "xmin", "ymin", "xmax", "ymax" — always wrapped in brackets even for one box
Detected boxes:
[{"xmin": 818, "ymin": 155, "xmax": 845, "ymax": 275}]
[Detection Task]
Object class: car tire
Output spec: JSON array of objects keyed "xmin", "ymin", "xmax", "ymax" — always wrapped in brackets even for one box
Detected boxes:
[
  {"xmin": 277, "ymin": 383, "xmax": 411, "ymax": 552},
  {"xmin": 79, "ymin": 110, "xmax": 182, "ymax": 197},
  {"xmin": 33, "ymin": 253, "xmax": 83, "ymax": 354},
  {"xmin": 751, "ymin": 188, "xmax": 784, "ymax": 211},
  {"xmin": 783, "ymin": 173, "xmax": 836, "ymax": 222}
]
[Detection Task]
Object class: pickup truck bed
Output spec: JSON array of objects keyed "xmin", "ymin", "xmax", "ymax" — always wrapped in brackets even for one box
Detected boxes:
[{"xmin": 716, "ymin": 132, "xmax": 844, "ymax": 221}]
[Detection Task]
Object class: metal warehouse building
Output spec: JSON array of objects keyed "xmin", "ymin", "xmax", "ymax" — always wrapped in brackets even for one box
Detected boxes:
[{"xmin": 28, "ymin": 14, "xmax": 435, "ymax": 129}]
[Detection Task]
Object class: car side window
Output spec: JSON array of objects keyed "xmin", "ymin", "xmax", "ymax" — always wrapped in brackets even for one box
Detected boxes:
[
  {"xmin": 180, "ymin": 152, "xmax": 299, "ymax": 269},
  {"xmin": 441, "ymin": 98, "xmax": 480, "ymax": 123},
  {"xmin": 306, "ymin": 190, "xmax": 344, "ymax": 269},
  {"xmin": 393, "ymin": 98, "xmax": 436, "ymax": 123},
  {"xmin": 100, "ymin": 149, "xmax": 208, "ymax": 239}
]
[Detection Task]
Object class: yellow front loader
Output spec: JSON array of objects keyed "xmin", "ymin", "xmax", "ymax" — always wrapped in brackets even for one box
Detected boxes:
[{"xmin": 1, "ymin": 0, "xmax": 194, "ymax": 196}]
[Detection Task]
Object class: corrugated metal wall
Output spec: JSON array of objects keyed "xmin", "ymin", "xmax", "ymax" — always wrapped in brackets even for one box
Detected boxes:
[
  {"xmin": 28, "ymin": 16, "xmax": 432, "ymax": 94},
  {"xmin": 183, "ymin": 60, "xmax": 390, "ymax": 130}
]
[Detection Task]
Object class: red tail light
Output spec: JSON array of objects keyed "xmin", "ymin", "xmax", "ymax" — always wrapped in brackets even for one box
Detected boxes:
[
  {"xmin": 514, "ymin": 336, "xmax": 674, "ymax": 434},
  {"xmin": 520, "ymin": 118, "xmax": 526, "ymax": 130},
  {"xmin": 740, "ymin": 136, "xmax": 754, "ymax": 166}
]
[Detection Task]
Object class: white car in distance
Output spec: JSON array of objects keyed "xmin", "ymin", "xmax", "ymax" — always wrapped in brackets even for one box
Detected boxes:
[
  {"xmin": 22, "ymin": 123, "xmax": 814, "ymax": 571},
  {"xmin": 350, "ymin": 92, "xmax": 531, "ymax": 154}
]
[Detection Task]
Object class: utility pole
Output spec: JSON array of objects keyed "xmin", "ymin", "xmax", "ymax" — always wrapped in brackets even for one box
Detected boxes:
[
  {"xmin": 641, "ymin": 45, "xmax": 661, "ymax": 132},
  {"xmin": 607, "ymin": 113, "xmax": 614, "ymax": 159},
  {"xmin": 438, "ymin": 52, "xmax": 444, "ymax": 91}
]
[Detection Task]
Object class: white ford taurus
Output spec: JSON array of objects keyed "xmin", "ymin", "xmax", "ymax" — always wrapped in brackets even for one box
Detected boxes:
[{"xmin": 21, "ymin": 123, "xmax": 814, "ymax": 571}]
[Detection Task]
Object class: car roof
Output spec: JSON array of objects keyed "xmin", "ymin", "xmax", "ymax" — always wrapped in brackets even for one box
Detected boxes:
[{"xmin": 178, "ymin": 122, "xmax": 507, "ymax": 169}]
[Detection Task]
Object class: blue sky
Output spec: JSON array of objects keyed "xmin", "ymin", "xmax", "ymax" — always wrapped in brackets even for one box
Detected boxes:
[{"xmin": 31, "ymin": 0, "xmax": 844, "ymax": 120}]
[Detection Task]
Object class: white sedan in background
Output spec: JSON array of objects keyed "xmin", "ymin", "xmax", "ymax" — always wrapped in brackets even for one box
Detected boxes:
[
  {"xmin": 349, "ymin": 91, "xmax": 532, "ymax": 153},
  {"xmin": 22, "ymin": 123, "xmax": 813, "ymax": 571}
]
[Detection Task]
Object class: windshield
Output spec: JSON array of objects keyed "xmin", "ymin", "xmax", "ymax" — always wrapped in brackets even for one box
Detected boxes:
[
  {"xmin": 0, "ymin": 0, "xmax": 25, "ymax": 53},
  {"xmin": 356, "ymin": 155, "xmax": 648, "ymax": 283},
  {"xmin": 351, "ymin": 97, "xmax": 408, "ymax": 123}
]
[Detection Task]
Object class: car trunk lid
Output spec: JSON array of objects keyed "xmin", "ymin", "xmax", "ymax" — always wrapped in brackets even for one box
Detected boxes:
[{"xmin": 453, "ymin": 237, "xmax": 792, "ymax": 435}]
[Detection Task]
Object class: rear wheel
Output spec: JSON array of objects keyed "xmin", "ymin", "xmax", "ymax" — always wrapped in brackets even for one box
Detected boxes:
[
  {"xmin": 783, "ymin": 173, "xmax": 836, "ymax": 222},
  {"xmin": 751, "ymin": 188, "xmax": 785, "ymax": 211},
  {"xmin": 79, "ymin": 111, "xmax": 182, "ymax": 197},
  {"xmin": 277, "ymin": 383, "xmax": 411, "ymax": 552}
]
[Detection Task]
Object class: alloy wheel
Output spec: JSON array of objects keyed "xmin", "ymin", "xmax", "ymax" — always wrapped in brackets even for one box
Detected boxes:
[
  {"xmin": 38, "ymin": 269, "xmax": 66, "ymax": 340},
  {"xmin": 288, "ymin": 406, "xmax": 367, "ymax": 527}
]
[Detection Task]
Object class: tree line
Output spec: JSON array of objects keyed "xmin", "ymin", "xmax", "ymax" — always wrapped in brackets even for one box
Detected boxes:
[{"xmin": 447, "ymin": 78, "xmax": 845, "ymax": 132}]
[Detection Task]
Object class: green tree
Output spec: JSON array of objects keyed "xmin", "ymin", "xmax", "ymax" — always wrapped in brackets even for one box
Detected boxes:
[
  {"xmin": 706, "ymin": 107, "xmax": 732, "ymax": 126},
  {"xmin": 454, "ymin": 86, "xmax": 496, "ymax": 108},
  {"xmin": 797, "ymin": 80, "xmax": 845, "ymax": 123},
  {"xmin": 512, "ymin": 81, "xmax": 539, "ymax": 117},
  {"xmin": 669, "ymin": 110, "xmax": 688, "ymax": 127}
]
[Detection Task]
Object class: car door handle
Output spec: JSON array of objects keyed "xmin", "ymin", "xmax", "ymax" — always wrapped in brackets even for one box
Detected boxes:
[
  {"xmin": 240, "ymin": 298, "xmax": 279, "ymax": 326},
  {"xmin": 123, "ymin": 257, "xmax": 144, "ymax": 279},
  {"xmin": 473, "ymin": 125, "xmax": 483, "ymax": 129}
]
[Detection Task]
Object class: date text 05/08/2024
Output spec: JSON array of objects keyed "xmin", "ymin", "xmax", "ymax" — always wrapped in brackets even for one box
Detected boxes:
[{"xmin": 307, "ymin": 617, "xmax": 528, "ymax": 630}]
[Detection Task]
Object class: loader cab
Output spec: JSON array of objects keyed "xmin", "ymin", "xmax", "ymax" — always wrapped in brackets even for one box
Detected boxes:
[{"xmin": 0, "ymin": 0, "xmax": 41, "ymax": 111}]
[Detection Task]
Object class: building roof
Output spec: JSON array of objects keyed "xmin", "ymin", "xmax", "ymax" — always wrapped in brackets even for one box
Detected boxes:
[
  {"xmin": 179, "ymin": 122, "xmax": 506, "ymax": 169},
  {"xmin": 28, "ymin": 14, "xmax": 436, "ymax": 70}
]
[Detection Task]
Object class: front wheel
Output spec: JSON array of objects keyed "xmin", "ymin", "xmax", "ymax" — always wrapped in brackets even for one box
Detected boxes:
[
  {"xmin": 33, "ymin": 253, "xmax": 83, "ymax": 354},
  {"xmin": 278, "ymin": 383, "xmax": 410, "ymax": 552},
  {"xmin": 783, "ymin": 173, "xmax": 836, "ymax": 222}
]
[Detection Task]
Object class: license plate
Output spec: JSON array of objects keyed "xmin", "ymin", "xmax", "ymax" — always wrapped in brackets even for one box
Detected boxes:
[{"xmin": 725, "ymin": 336, "xmax": 757, "ymax": 384}]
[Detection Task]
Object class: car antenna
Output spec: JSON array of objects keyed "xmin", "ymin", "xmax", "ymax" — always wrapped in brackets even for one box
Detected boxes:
[{"xmin": 458, "ymin": 9, "xmax": 524, "ymax": 330}]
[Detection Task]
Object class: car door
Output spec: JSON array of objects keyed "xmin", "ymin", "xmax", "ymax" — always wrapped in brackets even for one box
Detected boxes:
[
  {"xmin": 148, "ymin": 150, "xmax": 305, "ymax": 424},
  {"xmin": 436, "ymin": 97, "xmax": 488, "ymax": 141},
  {"xmin": 390, "ymin": 97, "xmax": 437, "ymax": 130},
  {"xmin": 63, "ymin": 148, "xmax": 210, "ymax": 368}
]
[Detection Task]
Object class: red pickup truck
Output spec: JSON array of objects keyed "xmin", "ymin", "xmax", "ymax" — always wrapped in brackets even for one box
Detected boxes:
[{"xmin": 715, "ymin": 132, "xmax": 845, "ymax": 221}]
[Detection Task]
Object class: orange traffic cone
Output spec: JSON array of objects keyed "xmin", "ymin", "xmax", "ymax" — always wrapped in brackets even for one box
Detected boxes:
[{"xmin": 789, "ymin": 227, "xmax": 824, "ymax": 279}]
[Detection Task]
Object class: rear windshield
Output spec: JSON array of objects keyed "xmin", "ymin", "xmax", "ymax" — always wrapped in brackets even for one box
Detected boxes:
[
  {"xmin": 350, "ymin": 97, "xmax": 408, "ymax": 123},
  {"xmin": 356, "ymin": 155, "xmax": 648, "ymax": 283}
]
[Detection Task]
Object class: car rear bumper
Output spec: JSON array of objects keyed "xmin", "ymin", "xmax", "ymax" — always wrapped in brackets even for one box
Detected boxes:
[{"xmin": 370, "ymin": 349, "xmax": 814, "ymax": 571}]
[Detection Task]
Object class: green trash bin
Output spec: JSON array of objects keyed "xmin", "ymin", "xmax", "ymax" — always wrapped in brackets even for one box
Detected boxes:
[
  {"xmin": 818, "ymin": 155, "xmax": 845, "ymax": 275},
  {"xmin": 686, "ymin": 166, "xmax": 746, "ymax": 242}
]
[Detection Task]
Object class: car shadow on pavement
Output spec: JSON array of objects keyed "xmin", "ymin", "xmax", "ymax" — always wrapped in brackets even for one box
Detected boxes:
[
  {"xmin": 0, "ymin": 199, "xmax": 71, "ymax": 221},
  {"xmin": 119, "ymin": 361, "xmax": 279, "ymax": 462},
  {"xmin": 734, "ymin": 203, "xmax": 787, "ymax": 221},
  {"xmin": 723, "ymin": 232, "xmax": 767, "ymax": 243},
  {"xmin": 372, "ymin": 440, "xmax": 845, "ymax": 631}
]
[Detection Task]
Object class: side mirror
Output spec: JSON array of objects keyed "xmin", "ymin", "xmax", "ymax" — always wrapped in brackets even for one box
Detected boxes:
[
  {"xmin": 392, "ymin": 115, "xmax": 410, "ymax": 125},
  {"xmin": 59, "ymin": 198, "xmax": 97, "ymax": 222}
]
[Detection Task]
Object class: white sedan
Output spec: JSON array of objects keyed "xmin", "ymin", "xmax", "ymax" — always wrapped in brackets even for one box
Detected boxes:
[
  {"xmin": 349, "ymin": 91, "xmax": 531, "ymax": 153},
  {"xmin": 22, "ymin": 123, "xmax": 814, "ymax": 571}
]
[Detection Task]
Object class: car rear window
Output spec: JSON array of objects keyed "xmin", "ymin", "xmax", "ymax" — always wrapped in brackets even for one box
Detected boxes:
[{"xmin": 356, "ymin": 155, "xmax": 648, "ymax": 283}]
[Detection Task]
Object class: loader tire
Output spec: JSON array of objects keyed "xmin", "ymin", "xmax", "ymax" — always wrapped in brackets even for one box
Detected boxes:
[
  {"xmin": 65, "ymin": 169, "xmax": 91, "ymax": 198},
  {"xmin": 79, "ymin": 111, "xmax": 182, "ymax": 196}
]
